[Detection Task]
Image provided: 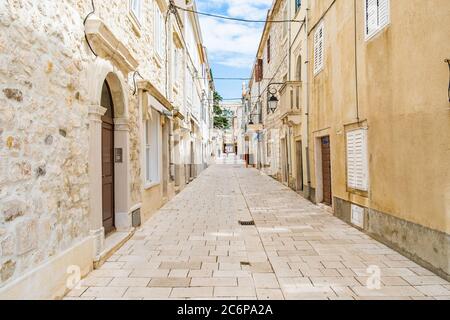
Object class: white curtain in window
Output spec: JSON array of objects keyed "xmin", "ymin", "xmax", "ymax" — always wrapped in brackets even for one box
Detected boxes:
[
  {"xmin": 145, "ymin": 108, "xmax": 161, "ymax": 184},
  {"xmin": 130, "ymin": 0, "xmax": 142, "ymax": 23},
  {"xmin": 154, "ymin": 4, "xmax": 164, "ymax": 57}
]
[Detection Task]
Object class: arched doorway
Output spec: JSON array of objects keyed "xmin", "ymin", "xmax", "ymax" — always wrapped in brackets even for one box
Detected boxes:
[{"xmin": 101, "ymin": 80, "xmax": 115, "ymax": 234}]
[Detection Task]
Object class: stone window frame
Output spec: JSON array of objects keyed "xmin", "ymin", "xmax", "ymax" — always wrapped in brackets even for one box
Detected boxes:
[
  {"xmin": 172, "ymin": 34, "xmax": 184, "ymax": 91},
  {"xmin": 144, "ymin": 108, "xmax": 162, "ymax": 188},
  {"xmin": 129, "ymin": 0, "xmax": 143, "ymax": 35},
  {"xmin": 282, "ymin": 2, "xmax": 289, "ymax": 40},
  {"xmin": 154, "ymin": 1, "xmax": 165, "ymax": 61}
]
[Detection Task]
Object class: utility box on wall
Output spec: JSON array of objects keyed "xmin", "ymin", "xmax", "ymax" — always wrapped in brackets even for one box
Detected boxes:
[{"xmin": 132, "ymin": 208, "xmax": 141, "ymax": 228}]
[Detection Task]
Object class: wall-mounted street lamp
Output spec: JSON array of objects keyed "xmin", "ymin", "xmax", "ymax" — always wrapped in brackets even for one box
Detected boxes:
[
  {"xmin": 267, "ymin": 83, "xmax": 283, "ymax": 113},
  {"xmin": 268, "ymin": 89, "xmax": 279, "ymax": 113},
  {"xmin": 248, "ymin": 116, "xmax": 254, "ymax": 125}
]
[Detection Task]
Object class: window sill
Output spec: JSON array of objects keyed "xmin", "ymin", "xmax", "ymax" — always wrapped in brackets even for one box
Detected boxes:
[
  {"xmin": 127, "ymin": 13, "xmax": 142, "ymax": 38},
  {"xmin": 144, "ymin": 181, "xmax": 161, "ymax": 190},
  {"xmin": 365, "ymin": 24, "xmax": 389, "ymax": 42},
  {"xmin": 154, "ymin": 54, "xmax": 163, "ymax": 68},
  {"xmin": 314, "ymin": 67, "xmax": 324, "ymax": 77},
  {"xmin": 347, "ymin": 187, "xmax": 369, "ymax": 198}
]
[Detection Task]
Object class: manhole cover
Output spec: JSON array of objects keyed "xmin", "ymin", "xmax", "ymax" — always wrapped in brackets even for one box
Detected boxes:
[{"xmin": 239, "ymin": 220, "xmax": 255, "ymax": 226}]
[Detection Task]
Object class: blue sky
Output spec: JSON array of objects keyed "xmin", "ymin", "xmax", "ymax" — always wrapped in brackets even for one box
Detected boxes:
[{"xmin": 196, "ymin": 0, "xmax": 273, "ymax": 100}]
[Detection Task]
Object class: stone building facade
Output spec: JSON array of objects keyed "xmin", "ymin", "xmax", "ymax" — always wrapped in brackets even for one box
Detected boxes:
[
  {"xmin": 243, "ymin": 0, "xmax": 450, "ymax": 280},
  {"xmin": 244, "ymin": 0, "xmax": 306, "ymax": 188},
  {"xmin": 0, "ymin": 0, "xmax": 214, "ymax": 299}
]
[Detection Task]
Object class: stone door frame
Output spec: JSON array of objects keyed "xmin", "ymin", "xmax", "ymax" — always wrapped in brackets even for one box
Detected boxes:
[{"xmin": 86, "ymin": 58, "xmax": 132, "ymax": 259}]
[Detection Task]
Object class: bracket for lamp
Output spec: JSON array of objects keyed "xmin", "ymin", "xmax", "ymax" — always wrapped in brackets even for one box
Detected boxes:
[{"xmin": 266, "ymin": 82, "xmax": 284, "ymax": 113}]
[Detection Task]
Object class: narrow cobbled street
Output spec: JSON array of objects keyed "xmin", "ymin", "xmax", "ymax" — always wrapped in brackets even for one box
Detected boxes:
[{"xmin": 65, "ymin": 162, "xmax": 450, "ymax": 300}]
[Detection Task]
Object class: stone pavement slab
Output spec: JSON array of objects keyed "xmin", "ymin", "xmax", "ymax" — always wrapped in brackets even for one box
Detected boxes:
[{"xmin": 65, "ymin": 164, "xmax": 450, "ymax": 300}]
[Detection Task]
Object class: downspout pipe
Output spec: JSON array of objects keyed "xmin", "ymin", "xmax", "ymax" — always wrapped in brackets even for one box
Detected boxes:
[
  {"xmin": 305, "ymin": 0, "xmax": 312, "ymax": 201},
  {"xmin": 354, "ymin": 0, "xmax": 361, "ymax": 123}
]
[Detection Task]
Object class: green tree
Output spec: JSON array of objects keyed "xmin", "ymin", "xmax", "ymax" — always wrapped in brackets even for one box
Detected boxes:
[{"xmin": 213, "ymin": 91, "xmax": 231, "ymax": 129}]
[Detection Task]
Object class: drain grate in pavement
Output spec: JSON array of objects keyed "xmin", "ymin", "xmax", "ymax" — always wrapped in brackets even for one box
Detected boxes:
[
  {"xmin": 240, "ymin": 261, "xmax": 251, "ymax": 266},
  {"xmin": 238, "ymin": 220, "xmax": 255, "ymax": 226}
]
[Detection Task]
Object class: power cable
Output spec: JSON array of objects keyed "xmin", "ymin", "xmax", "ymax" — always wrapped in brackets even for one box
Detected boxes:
[
  {"xmin": 132, "ymin": 71, "xmax": 145, "ymax": 96},
  {"xmin": 257, "ymin": 20, "xmax": 306, "ymax": 100},
  {"xmin": 169, "ymin": 3, "xmax": 201, "ymax": 89},
  {"xmin": 196, "ymin": 77, "xmax": 275, "ymax": 81},
  {"xmin": 173, "ymin": 5, "xmax": 303, "ymax": 24},
  {"xmin": 83, "ymin": 0, "xmax": 97, "ymax": 57}
]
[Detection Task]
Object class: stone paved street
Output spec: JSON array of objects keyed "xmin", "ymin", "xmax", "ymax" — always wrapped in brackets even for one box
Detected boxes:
[{"xmin": 65, "ymin": 163, "xmax": 450, "ymax": 300}]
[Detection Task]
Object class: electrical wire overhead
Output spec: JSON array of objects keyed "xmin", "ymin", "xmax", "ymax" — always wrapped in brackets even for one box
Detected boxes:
[
  {"xmin": 83, "ymin": 0, "xmax": 97, "ymax": 57},
  {"xmin": 172, "ymin": 4, "xmax": 303, "ymax": 24}
]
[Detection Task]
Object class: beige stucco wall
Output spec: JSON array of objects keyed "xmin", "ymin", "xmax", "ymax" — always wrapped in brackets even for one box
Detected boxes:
[
  {"xmin": 142, "ymin": 184, "xmax": 164, "ymax": 221},
  {"xmin": 308, "ymin": 0, "xmax": 450, "ymax": 234}
]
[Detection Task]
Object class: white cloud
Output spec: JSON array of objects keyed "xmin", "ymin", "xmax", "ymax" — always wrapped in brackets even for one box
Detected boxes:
[
  {"xmin": 198, "ymin": 0, "xmax": 273, "ymax": 19},
  {"xmin": 196, "ymin": 0, "xmax": 272, "ymax": 70}
]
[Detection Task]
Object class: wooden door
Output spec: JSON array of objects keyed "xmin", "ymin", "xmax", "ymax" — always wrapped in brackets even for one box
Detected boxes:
[
  {"xmin": 101, "ymin": 81, "xmax": 115, "ymax": 234},
  {"xmin": 321, "ymin": 136, "xmax": 332, "ymax": 206},
  {"xmin": 296, "ymin": 140, "xmax": 303, "ymax": 191}
]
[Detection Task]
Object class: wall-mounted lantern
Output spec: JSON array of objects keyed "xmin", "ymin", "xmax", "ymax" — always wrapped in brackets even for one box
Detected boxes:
[
  {"xmin": 268, "ymin": 90, "xmax": 279, "ymax": 113},
  {"xmin": 248, "ymin": 115, "xmax": 254, "ymax": 125},
  {"xmin": 267, "ymin": 83, "xmax": 283, "ymax": 113}
]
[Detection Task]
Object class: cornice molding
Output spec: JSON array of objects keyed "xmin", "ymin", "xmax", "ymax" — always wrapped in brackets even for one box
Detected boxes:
[{"xmin": 85, "ymin": 15, "xmax": 139, "ymax": 74}]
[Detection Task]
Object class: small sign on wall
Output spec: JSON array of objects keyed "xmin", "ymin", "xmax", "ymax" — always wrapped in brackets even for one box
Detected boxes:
[
  {"xmin": 351, "ymin": 204, "xmax": 365, "ymax": 228},
  {"xmin": 115, "ymin": 148, "xmax": 123, "ymax": 163}
]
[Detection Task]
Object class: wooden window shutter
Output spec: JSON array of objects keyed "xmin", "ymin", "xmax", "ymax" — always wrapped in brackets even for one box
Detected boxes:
[
  {"xmin": 365, "ymin": 0, "xmax": 390, "ymax": 39},
  {"xmin": 313, "ymin": 29, "xmax": 319, "ymax": 72},
  {"xmin": 314, "ymin": 22, "xmax": 324, "ymax": 75},
  {"xmin": 378, "ymin": 0, "xmax": 390, "ymax": 28},
  {"xmin": 267, "ymin": 37, "xmax": 271, "ymax": 63},
  {"xmin": 346, "ymin": 129, "xmax": 369, "ymax": 191},
  {"xmin": 255, "ymin": 59, "xmax": 263, "ymax": 82},
  {"xmin": 365, "ymin": 0, "xmax": 378, "ymax": 37}
]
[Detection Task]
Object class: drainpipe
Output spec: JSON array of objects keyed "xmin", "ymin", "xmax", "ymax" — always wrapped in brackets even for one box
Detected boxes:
[
  {"xmin": 305, "ymin": 0, "xmax": 312, "ymax": 200},
  {"xmin": 288, "ymin": 1, "xmax": 292, "ymax": 81},
  {"xmin": 354, "ymin": 0, "xmax": 360, "ymax": 123}
]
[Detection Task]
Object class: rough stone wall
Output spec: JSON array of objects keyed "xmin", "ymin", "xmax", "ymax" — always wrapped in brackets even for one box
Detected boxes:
[
  {"xmin": 0, "ymin": 0, "xmax": 173, "ymax": 287},
  {"xmin": 258, "ymin": 0, "xmax": 288, "ymax": 175},
  {"xmin": 0, "ymin": 0, "xmax": 92, "ymax": 286}
]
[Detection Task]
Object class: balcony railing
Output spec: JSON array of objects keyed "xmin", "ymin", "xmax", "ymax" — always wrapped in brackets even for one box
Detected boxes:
[{"xmin": 279, "ymin": 81, "xmax": 302, "ymax": 115}]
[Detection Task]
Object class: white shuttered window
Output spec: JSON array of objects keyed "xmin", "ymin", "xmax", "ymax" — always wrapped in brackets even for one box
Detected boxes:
[
  {"xmin": 314, "ymin": 22, "xmax": 324, "ymax": 75},
  {"xmin": 365, "ymin": 0, "xmax": 390, "ymax": 39},
  {"xmin": 346, "ymin": 129, "xmax": 369, "ymax": 191}
]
